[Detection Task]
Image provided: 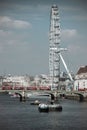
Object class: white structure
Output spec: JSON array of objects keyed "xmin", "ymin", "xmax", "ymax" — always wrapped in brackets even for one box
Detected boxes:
[
  {"xmin": 49, "ymin": 5, "xmax": 60, "ymax": 90},
  {"xmin": 74, "ymin": 66, "xmax": 87, "ymax": 91},
  {"xmin": 49, "ymin": 5, "xmax": 73, "ymax": 90},
  {"xmin": 3, "ymin": 75, "xmax": 29, "ymax": 88},
  {"xmin": 40, "ymin": 74, "xmax": 50, "ymax": 87}
]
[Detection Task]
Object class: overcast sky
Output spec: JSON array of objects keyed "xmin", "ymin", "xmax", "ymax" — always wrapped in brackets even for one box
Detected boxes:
[{"xmin": 0, "ymin": 0, "xmax": 87, "ymax": 76}]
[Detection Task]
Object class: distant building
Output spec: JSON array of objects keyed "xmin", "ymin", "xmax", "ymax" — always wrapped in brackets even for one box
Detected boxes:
[
  {"xmin": 74, "ymin": 66, "xmax": 87, "ymax": 91},
  {"xmin": 2, "ymin": 74, "xmax": 51, "ymax": 90},
  {"xmin": 59, "ymin": 77, "xmax": 66, "ymax": 90},
  {"xmin": 2, "ymin": 75, "xmax": 29, "ymax": 90},
  {"xmin": 0, "ymin": 76, "xmax": 3, "ymax": 89}
]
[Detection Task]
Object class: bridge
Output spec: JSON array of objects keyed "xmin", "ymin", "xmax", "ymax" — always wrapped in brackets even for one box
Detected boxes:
[
  {"xmin": 0, "ymin": 89, "xmax": 87, "ymax": 102},
  {"xmin": 58, "ymin": 90, "xmax": 87, "ymax": 102},
  {"xmin": 0, "ymin": 89, "xmax": 58, "ymax": 102}
]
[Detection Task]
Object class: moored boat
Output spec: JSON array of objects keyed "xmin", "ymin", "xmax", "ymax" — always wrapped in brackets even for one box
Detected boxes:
[
  {"xmin": 30, "ymin": 100, "xmax": 40, "ymax": 105},
  {"xmin": 38, "ymin": 103, "xmax": 62, "ymax": 112},
  {"xmin": 38, "ymin": 103, "xmax": 49, "ymax": 112}
]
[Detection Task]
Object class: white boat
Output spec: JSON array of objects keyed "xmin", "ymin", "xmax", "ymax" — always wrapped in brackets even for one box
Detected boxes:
[
  {"xmin": 38, "ymin": 103, "xmax": 49, "ymax": 112},
  {"xmin": 30, "ymin": 100, "xmax": 40, "ymax": 105}
]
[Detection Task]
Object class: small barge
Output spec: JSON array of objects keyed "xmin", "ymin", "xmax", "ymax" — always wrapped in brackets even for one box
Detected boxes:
[{"xmin": 38, "ymin": 103, "xmax": 62, "ymax": 112}]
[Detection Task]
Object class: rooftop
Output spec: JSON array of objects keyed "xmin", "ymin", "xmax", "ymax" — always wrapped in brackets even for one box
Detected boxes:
[{"xmin": 77, "ymin": 66, "xmax": 87, "ymax": 74}]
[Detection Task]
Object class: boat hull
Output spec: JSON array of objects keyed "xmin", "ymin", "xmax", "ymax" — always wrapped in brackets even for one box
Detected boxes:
[{"xmin": 49, "ymin": 104, "xmax": 62, "ymax": 111}]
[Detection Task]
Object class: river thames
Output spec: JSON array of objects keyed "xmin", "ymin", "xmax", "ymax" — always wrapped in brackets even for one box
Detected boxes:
[{"xmin": 0, "ymin": 93, "xmax": 87, "ymax": 130}]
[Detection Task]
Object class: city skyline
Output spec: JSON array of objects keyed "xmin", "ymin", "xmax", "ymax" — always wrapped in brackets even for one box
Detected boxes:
[{"xmin": 0, "ymin": 0, "xmax": 87, "ymax": 76}]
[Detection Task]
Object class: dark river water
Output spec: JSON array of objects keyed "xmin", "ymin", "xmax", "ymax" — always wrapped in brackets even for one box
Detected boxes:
[{"xmin": 0, "ymin": 93, "xmax": 87, "ymax": 130}]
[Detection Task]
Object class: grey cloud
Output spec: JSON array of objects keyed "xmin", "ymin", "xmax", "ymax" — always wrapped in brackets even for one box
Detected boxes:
[{"xmin": 0, "ymin": 16, "xmax": 31, "ymax": 29}]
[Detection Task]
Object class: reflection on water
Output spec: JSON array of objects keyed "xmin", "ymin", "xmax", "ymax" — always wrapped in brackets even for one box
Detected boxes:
[{"xmin": 0, "ymin": 93, "xmax": 87, "ymax": 130}]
